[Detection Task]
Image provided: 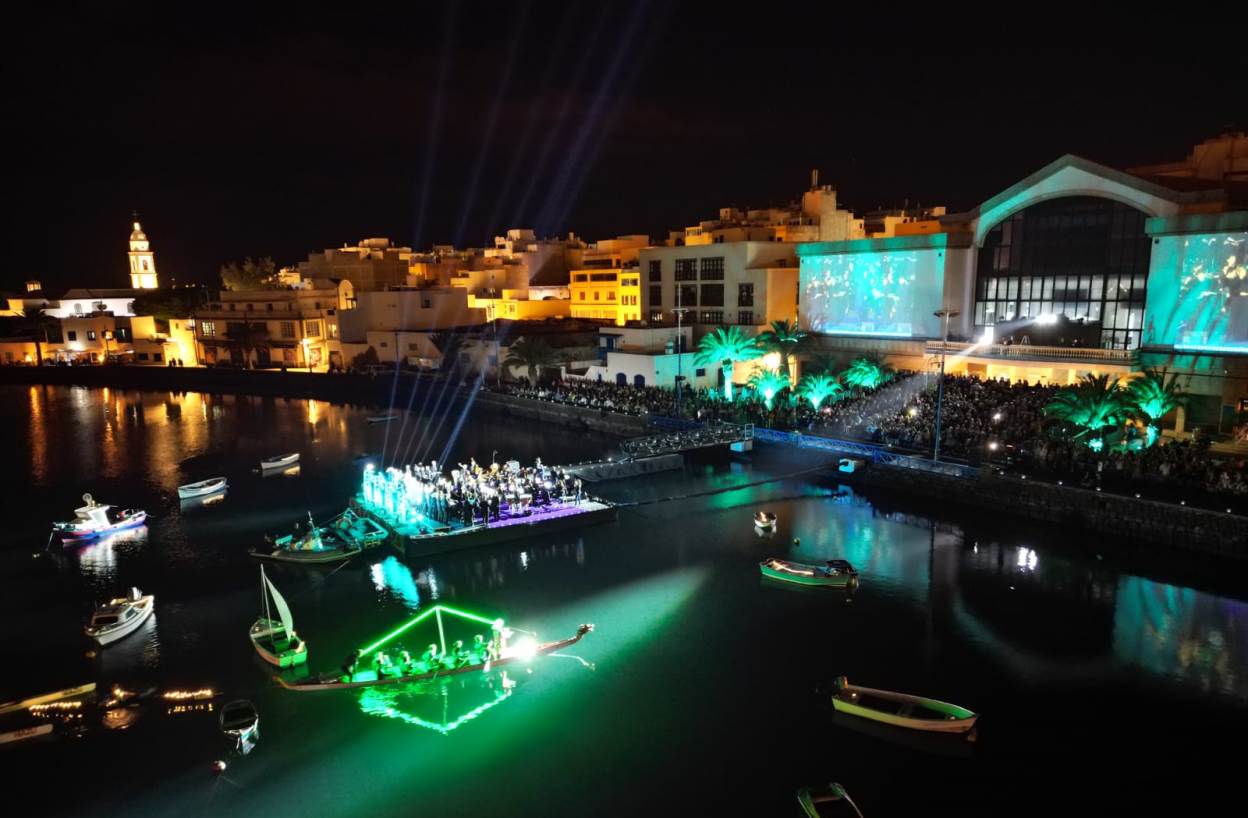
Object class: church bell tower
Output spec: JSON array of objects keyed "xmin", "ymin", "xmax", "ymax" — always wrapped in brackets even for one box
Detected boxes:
[{"xmin": 128, "ymin": 215, "xmax": 159, "ymax": 289}]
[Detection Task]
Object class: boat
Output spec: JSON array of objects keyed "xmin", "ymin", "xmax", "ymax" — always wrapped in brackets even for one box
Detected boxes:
[
  {"xmin": 798, "ymin": 783, "xmax": 865, "ymax": 818},
  {"xmin": 52, "ymin": 494, "xmax": 147, "ymax": 543},
  {"xmin": 329, "ymin": 507, "xmax": 390, "ymax": 549},
  {"xmin": 279, "ymin": 621, "xmax": 594, "ymax": 692},
  {"xmin": 249, "ymin": 566, "xmax": 308, "ymax": 668},
  {"xmin": 0, "ymin": 683, "xmax": 97, "ymax": 717},
  {"xmin": 827, "ymin": 676, "xmax": 978, "ymax": 735},
  {"xmin": 177, "ymin": 477, "xmax": 228, "ymax": 500},
  {"xmin": 367, "ymin": 413, "xmax": 400, "ymax": 424},
  {"xmin": 249, "ymin": 512, "xmax": 363, "ymax": 564},
  {"xmin": 84, "ymin": 588, "xmax": 155, "ymax": 645},
  {"xmin": 259, "ymin": 452, "xmax": 300, "ymax": 470},
  {"xmin": 760, "ymin": 558, "xmax": 859, "ymax": 589},
  {"xmin": 0, "ymin": 723, "xmax": 55, "ymax": 747},
  {"xmin": 754, "ymin": 510, "xmax": 777, "ymax": 530},
  {"xmin": 218, "ymin": 699, "xmax": 259, "ymax": 747}
]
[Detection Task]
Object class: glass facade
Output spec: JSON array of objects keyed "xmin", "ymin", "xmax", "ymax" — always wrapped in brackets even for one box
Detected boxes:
[{"xmin": 974, "ymin": 197, "xmax": 1151, "ymax": 349}]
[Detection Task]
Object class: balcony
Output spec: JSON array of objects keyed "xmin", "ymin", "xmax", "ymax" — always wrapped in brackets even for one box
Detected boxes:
[{"xmin": 926, "ymin": 340, "xmax": 1138, "ymax": 366}]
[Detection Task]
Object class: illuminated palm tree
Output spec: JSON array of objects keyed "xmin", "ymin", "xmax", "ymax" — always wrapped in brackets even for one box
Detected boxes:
[
  {"xmin": 695, "ymin": 326, "xmax": 760, "ymax": 401},
  {"xmin": 1127, "ymin": 369, "xmax": 1188, "ymax": 446},
  {"xmin": 20, "ymin": 306, "xmax": 57, "ymax": 366},
  {"xmin": 1043, "ymin": 374, "xmax": 1136, "ymax": 450},
  {"xmin": 748, "ymin": 366, "xmax": 790, "ymax": 410},
  {"xmin": 842, "ymin": 357, "xmax": 894, "ymax": 390},
  {"xmin": 798, "ymin": 372, "xmax": 844, "ymax": 410},
  {"xmin": 754, "ymin": 319, "xmax": 808, "ymax": 382},
  {"xmin": 502, "ymin": 336, "xmax": 557, "ymax": 384}
]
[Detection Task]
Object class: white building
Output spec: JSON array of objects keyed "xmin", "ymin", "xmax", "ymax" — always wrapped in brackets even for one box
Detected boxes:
[{"xmin": 127, "ymin": 219, "xmax": 159, "ymax": 289}]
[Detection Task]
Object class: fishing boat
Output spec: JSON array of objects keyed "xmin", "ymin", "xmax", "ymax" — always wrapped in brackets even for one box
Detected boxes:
[
  {"xmin": 798, "ymin": 783, "xmax": 865, "ymax": 818},
  {"xmin": 279, "ymin": 608, "xmax": 593, "ymax": 692},
  {"xmin": 754, "ymin": 510, "xmax": 777, "ymax": 530},
  {"xmin": 84, "ymin": 588, "xmax": 155, "ymax": 645},
  {"xmin": 328, "ymin": 507, "xmax": 390, "ymax": 549},
  {"xmin": 218, "ymin": 699, "xmax": 259, "ymax": 745},
  {"xmin": 52, "ymin": 494, "xmax": 147, "ymax": 543},
  {"xmin": 828, "ymin": 676, "xmax": 977, "ymax": 735},
  {"xmin": 249, "ymin": 512, "xmax": 363, "ymax": 564},
  {"xmin": 249, "ymin": 566, "xmax": 308, "ymax": 668},
  {"xmin": 367, "ymin": 413, "xmax": 400, "ymax": 424},
  {"xmin": 177, "ymin": 477, "xmax": 228, "ymax": 500},
  {"xmin": 259, "ymin": 452, "xmax": 300, "ymax": 470},
  {"xmin": 760, "ymin": 558, "xmax": 859, "ymax": 589}
]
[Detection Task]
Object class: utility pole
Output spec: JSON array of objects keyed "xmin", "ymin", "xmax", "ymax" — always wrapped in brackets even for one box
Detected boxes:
[
  {"xmin": 932, "ymin": 307, "xmax": 960, "ymax": 462},
  {"xmin": 672, "ymin": 282, "xmax": 688, "ymax": 418}
]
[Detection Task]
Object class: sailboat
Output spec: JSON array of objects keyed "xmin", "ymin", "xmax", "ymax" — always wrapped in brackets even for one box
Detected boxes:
[{"xmin": 248, "ymin": 566, "xmax": 308, "ymax": 668}]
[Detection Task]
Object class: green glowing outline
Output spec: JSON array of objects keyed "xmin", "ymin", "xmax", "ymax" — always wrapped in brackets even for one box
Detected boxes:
[{"xmin": 359, "ymin": 604, "xmax": 500, "ymax": 657}]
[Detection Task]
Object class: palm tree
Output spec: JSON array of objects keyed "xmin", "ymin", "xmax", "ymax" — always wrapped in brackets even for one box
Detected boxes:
[
  {"xmin": 798, "ymin": 372, "xmax": 844, "ymax": 410},
  {"xmin": 842, "ymin": 357, "xmax": 894, "ymax": 390},
  {"xmin": 430, "ymin": 331, "xmax": 466, "ymax": 373},
  {"xmin": 1127, "ymin": 369, "xmax": 1188, "ymax": 446},
  {"xmin": 748, "ymin": 366, "xmax": 790, "ymax": 410},
  {"xmin": 695, "ymin": 326, "xmax": 760, "ymax": 401},
  {"xmin": 19, "ymin": 306, "xmax": 57, "ymax": 365},
  {"xmin": 502, "ymin": 336, "xmax": 557, "ymax": 384},
  {"xmin": 225, "ymin": 318, "xmax": 267, "ymax": 368},
  {"xmin": 754, "ymin": 319, "xmax": 808, "ymax": 382},
  {"xmin": 1043, "ymin": 374, "xmax": 1135, "ymax": 450}
]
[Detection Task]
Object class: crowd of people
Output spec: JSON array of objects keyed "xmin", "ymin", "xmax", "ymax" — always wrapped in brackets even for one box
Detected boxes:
[{"xmin": 360, "ymin": 458, "xmax": 584, "ymax": 529}]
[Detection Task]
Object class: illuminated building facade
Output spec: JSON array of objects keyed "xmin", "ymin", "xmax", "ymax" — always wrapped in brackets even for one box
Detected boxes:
[
  {"xmin": 128, "ymin": 220, "xmax": 159, "ymax": 289},
  {"xmin": 193, "ymin": 286, "xmax": 344, "ymax": 370},
  {"xmin": 568, "ymin": 235, "xmax": 649, "ymax": 325},
  {"xmin": 640, "ymin": 241, "xmax": 799, "ymax": 331}
]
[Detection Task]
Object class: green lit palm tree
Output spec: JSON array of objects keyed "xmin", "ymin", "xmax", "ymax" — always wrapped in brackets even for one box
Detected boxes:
[
  {"xmin": 502, "ymin": 336, "xmax": 557, "ymax": 384},
  {"xmin": 1127, "ymin": 369, "xmax": 1188, "ymax": 446},
  {"xmin": 842, "ymin": 357, "xmax": 894, "ymax": 390},
  {"xmin": 1043, "ymin": 374, "xmax": 1136, "ymax": 450},
  {"xmin": 748, "ymin": 366, "xmax": 790, "ymax": 410},
  {"xmin": 798, "ymin": 372, "xmax": 844, "ymax": 410},
  {"xmin": 755, "ymin": 319, "xmax": 808, "ymax": 382},
  {"xmin": 695, "ymin": 326, "xmax": 760, "ymax": 401},
  {"xmin": 20, "ymin": 306, "xmax": 57, "ymax": 366}
]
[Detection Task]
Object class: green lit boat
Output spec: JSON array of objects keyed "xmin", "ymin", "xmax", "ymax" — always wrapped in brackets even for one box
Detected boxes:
[
  {"xmin": 828, "ymin": 676, "xmax": 978, "ymax": 735},
  {"xmin": 760, "ymin": 558, "xmax": 858, "ymax": 589}
]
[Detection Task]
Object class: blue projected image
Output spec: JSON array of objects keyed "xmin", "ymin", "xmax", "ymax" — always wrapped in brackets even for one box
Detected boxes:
[
  {"xmin": 801, "ymin": 250, "xmax": 944, "ymax": 337},
  {"xmin": 1144, "ymin": 232, "xmax": 1248, "ymax": 352}
]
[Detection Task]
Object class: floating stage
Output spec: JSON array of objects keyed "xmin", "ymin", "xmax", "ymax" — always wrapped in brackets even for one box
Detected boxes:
[{"xmin": 352, "ymin": 461, "xmax": 618, "ymax": 558}]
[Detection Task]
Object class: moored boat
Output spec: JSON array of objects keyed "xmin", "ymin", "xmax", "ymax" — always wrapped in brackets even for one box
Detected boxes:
[
  {"xmin": 177, "ymin": 477, "xmax": 228, "ymax": 500},
  {"xmin": 250, "ymin": 566, "xmax": 308, "ymax": 668},
  {"xmin": 0, "ymin": 683, "xmax": 97, "ymax": 718},
  {"xmin": 827, "ymin": 676, "xmax": 977, "ymax": 735},
  {"xmin": 761, "ymin": 558, "xmax": 859, "ymax": 589},
  {"xmin": 798, "ymin": 782, "xmax": 865, "ymax": 818},
  {"xmin": 85, "ymin": 588, "xmax": 155, "ymax": 646},
  {"xmin": 219, "ymin": 699, "xmax": 259, "ymax": 747},
  {"xmin": 53, "ymin": 494, "xmax": 147, "ymax": 543},
  {"xmin": 259, "ymin": 452, "xmax": 300, "ymax": 470},
  {"xmin": 754, "ymin": 510, "xmax": 777, "ymax": 530},
  {"xmin": 367, "ymin": 413, "xmax": 400, "ymax": 424},
  {"xmin": 0, "ymin": 723, "xmax": 54, "ymax": 747},
  {"xmin": 249, "ymin": 512, "xmax": 363, "ymax": 564},
  {"xmin": 329, "ymin": 507, "xmax": 390, "ymax": 549}
]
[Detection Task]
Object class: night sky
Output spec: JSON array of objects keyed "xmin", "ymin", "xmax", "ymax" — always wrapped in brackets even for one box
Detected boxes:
[{"xmin": 9, "ymin": 3, "xmax": 1244, "ymax": 293}]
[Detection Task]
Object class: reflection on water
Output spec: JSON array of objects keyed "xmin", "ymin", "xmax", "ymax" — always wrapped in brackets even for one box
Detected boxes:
[
  {"xmin": 358, "ymin": 671, "xmax": 518, "ymax": 735},
  {"xmin": 370, "ymin": 556, "xmax": 422, "ymax": 610}
]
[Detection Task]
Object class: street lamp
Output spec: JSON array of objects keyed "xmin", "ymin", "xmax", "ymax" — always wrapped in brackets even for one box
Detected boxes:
[
  {"xmin": 301, "ymin": 338, "xmax": 313, "ymax": 372},
  {"xmin": 932, "ymin": 307, "xmax": 960, "ymax": 462},
  {"xmin": 671, "ymin": 281, "xmax": 689, "ymax": 417}
]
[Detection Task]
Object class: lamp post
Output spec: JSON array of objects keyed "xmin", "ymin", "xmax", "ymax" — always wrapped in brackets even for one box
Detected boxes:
[
  {"xmin": 932, "ymin": 307, "xmax": 960, "ymax": 462},
  {"xmin": 672, "ymin": 307, "xmax": 689, "ymax": 418}
]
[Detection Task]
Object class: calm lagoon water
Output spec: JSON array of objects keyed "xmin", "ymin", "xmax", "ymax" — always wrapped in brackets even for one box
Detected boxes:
[{"xmin": 1, "ymin": 384, "xmax": 1245, "ymax": 816}]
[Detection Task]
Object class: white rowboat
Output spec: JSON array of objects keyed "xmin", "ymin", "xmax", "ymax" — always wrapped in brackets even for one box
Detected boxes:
[
  {"xmin": 178, "ymin": 477, "xmax": 228, "ymax": 499},
  {"xmin": 260, "ymin": 453, "xmax": 300, "ymax": 470},
  {"xmin": 828, "ymin": 676, "xmax": 977, "ymax": 735}
]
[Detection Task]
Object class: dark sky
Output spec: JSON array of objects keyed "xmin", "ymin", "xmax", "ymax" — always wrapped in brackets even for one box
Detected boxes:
[{"xmin": 9, "ymin": 2, "xmax": 1244, "ymax": 293}]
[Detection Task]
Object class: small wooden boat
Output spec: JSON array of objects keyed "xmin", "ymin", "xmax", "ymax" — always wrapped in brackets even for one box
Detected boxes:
[
  {"xmin": 828, "ymin": 676, "xmax": 977, "ymax": 735},
  {"xmin": 798, "ymin": 782, "xmax": 865, "ymax": 818},
  {"xmin": 0, "ymin": 723, "xmax": 54, "ymax": 747},
  {"xmin": 754, "ymin": 510, "xmax": 777, "ymax": 530},
  {"xmin": 329, "ymin": 508, "xmax": 390, "ymax": 549},
  {"xmin": 761, "ymin": 558, "xmax": 858, "ymax": 588},
  {"xmin": 0, "ymin": 683, "xmax": 97, "ymax": 717},
  {"xmin": 367, "ymin": 413, "xmax": 400, "ymax": 424},
  {"xmin": 250, "ymin": 512, "xmax": 362, "ymax": 564},
  {"xmin": 178, "ymin": 477, "xmax": 227, "ymax": 499},
  {"xmin": 219, "ymin": 699, "xmax": 259, "ymax": 745},
  {"xmin": 85, "ymin": 588, "xmax": 155, "ymax": 645},
  {"xmin": 53, "ymin": 494, "xmax": 147, "ymax": 543},
  {"xmin": 259, "ymin": 452, "xmax": 300, "ymax": 470},
  {"xmin": 250, "ymin": 566, "xmax": 308, "ymax": 668},
  {"xmin": 279, "ymin": 623, "xmax": 594, "ymax": 692}
]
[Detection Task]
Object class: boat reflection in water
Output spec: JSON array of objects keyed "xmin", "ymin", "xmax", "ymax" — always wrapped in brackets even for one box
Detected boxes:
[
  {"xmin": 357, "ymin": 671, "xmax": 519, "ymax": 735},
  {"xmin": 180, "ymin": 492, "xmax": 227, "ymax": 512},
  {"xmin": 261, "ymin": 465, "xmax": 301, "ymax": 479}
]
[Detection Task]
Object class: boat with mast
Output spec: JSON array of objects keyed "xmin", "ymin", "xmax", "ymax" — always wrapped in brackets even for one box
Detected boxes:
[
  {"xmin": 249, "ymin": 566, "xmax": 307, "ymax": 668},
  {"xmin": 250, "ymin": 511, "xmax": 364, "ymax": 564}
]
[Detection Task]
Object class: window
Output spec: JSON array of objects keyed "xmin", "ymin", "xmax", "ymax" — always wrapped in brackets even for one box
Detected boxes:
[
  {"xmin": 675, "ymin": 259, "xmax": 697, "ymax": 280},
  {"xmin": 266, "ymin": 303, "xmax": 274, "ymax": 312},
  {"xmin": 408, "ymin": 342, "xmax": 418, "ymax": 351},
  {"xmin": 699, "ymin": 311, "xmax": 723, "ymax": 324},
  {"xmin": 421, "ymin": 298, "xmax": 432, "ymax": 308},
  {"xmin": 138, "ymin": 353, "xmax": 149, "ymax": 361},
  {"xmin": 74, "ymin": 303, "xmax": 83, "ymax": 315},
  {"xmin": 650, "ymin": 311, "xmax": 665, "ymax": 322},
  {"xmin": 649, "ymin": 285, "xmax": 662, "ymax": 305},
  {"xmin": 700, "ymin": 284, "xmax": 724, "ymax": 306},
  {"xmin": 590, "ymin": 272, "xmax": 618, "ymax": 282},
  {"xmin": 738, "ymin": 310, "xmax": 754, "ymax": 325},
  {"xmin": 695, "ymin": 368, "xmax": 706, "ymax": 377},
  {"xmin": 380, "ymin": 341, "xmax": 388, "ymax": 348},
  {"xmin": 67, "ymin": 331, "xmax": 77, "ymax": 341},
  {"xmin": 678, "ymin": 284, "xmax": 697, "ymax": 307},
  {"xmin": 648, "ymin": 260, "xmax": 662, "ymax": 281},
  {"xmin": 306, "ymin": 321, "xmax": 321, "ymax": 338},
  {"xmin": 328, "ymin": 323, "xmax": 338, "ymax": 339},
  {"xmin": 201, "ymin": 321, "xmax": 216, "ymax": 338},
  {"xmin": 699, "ymin": 257, "xmax": 725, "ymax": 280},
  {"xmin": 152, "ymin": 353, "xmax": 162, "ymax": 362},
  {"xmin": 738, "ymin": 283, "xmax": 754, "ymax": 306},
  {"xmin": 579, "ymin": 292, "xmax": 586, "ymax": 301},
  {"xmin": 229, "ymin": 303, "xmax": 236, "ymax": 311},
  {"xmin": 115, "ymin": 328, "xmax": 129, "ymax": 341},
  {"xmin": 594, "ymin": 292, "xmax": 600, "ymax": 301},
  {"xmin": 574, "ymin": 274, "xmax": 588, "ymax": 282},
  {"xmin": 280, "ymin": 321, "xmax": 295, "ymax": 339},
  {"xmin": 87, "ymin": 331, "xmax": 97, "ymax": 341}
]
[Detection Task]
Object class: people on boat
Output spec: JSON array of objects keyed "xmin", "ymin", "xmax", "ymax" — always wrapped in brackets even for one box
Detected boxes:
[
  {"xmin": 473, "ymin": 634, "xmax": 488, "ymax": 663},
  {"xmin": 342, "ymin": 649, "xmax": 361, "ymax": 679},
  {"xmin": 398, "ymin": 648, "xmax": 414, "ymax": 673},
  {"xmin": 421, "ymin": 642, "xmax": 440, "ymax": 670}
]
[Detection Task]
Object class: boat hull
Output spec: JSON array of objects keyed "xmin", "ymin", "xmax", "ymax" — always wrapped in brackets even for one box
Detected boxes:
[
  {"xmin": 178, "ymin": 478, "xmax": 227, "ymax": 499},
  {"xmin": 0, "ymin": 683, "xmax": 97, "ymax": 717},
  {"xmin": 249, "ymin": 544, "xmax": 362, "ymax": 564},
  {"xmin": 85, "ymin": 596, "xmax": 155, "ymax": 645},
  {"xmin": 760, "ymin": 562, "xmax": 858, "ymax": 589},
  {"xmin": 249, "ymin": 619, "xmax": 308, "ymax": 668},
  {"xmin": 278, "ymin": 628, "xmax": 591, "ymax": 692},
  {"xmin": 260, "ymin": 454, "xmax": 300, "ymax": 470},
  {"xmin": 390, "ymin": 503, "xmax": 618, "ymax": 559},
  {"xmin": 56, "ymin": 513, "xmax": 147, "ymax": 543},
  {"xmin": 0, "ymin": 724, "xmax": 55, "ymax": 746},
  {"xmin": 830, "ymin": 682, "xmax": 977, "ymax": 734}
]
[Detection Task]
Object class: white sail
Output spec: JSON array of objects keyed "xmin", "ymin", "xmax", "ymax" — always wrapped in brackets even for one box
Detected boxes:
[{"xmin": 264, "ymin": 574, "xmax": 295, "ymax": 636}]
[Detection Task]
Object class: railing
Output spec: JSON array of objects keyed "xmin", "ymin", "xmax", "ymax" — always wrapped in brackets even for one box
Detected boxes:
[
  {"xmin": 925, "ymin": 341, "xmax": 1138, "ymax": 365},
  {"xmin": 750, "ymin": 427, "xmax": 980, "ymax": 479}
]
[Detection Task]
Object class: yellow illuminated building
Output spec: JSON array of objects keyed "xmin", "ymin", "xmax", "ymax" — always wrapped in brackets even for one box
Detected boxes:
[
  {"xmin": 128, "ymin": 219, "xmax": 159, "ymax": 289},
  {"xmin": 569, "ymin": 270, "xmax": 642, "ymax": 325}
]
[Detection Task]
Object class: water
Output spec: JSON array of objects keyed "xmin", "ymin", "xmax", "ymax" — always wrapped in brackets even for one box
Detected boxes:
[{"xmin": 2, "ymin": 384, "xmax": 1246, "ymax": 816}]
